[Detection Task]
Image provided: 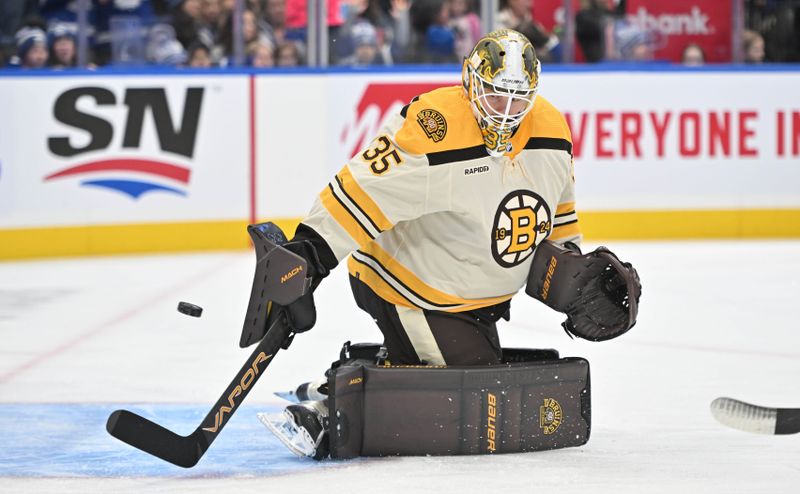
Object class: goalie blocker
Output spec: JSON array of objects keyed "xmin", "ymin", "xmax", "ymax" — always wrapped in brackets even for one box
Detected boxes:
[{"xmin": 325, "ymin": 343, "xmax": 590, "ymax": 458}]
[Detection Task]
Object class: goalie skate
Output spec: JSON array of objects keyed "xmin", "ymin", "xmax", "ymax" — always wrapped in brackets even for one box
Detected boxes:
[
  {"xmin": 258, "ymin": 401, "xmax": 329, "ymax": 459},
  {"xmin": 273, "ymin": 379, "xmax": 328, "ymax": 403}
]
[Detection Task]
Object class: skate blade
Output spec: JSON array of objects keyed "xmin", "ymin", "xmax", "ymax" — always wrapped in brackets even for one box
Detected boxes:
[{"xmin": 257, "ymin": 411, "xmax": 316, "ymax": 458}]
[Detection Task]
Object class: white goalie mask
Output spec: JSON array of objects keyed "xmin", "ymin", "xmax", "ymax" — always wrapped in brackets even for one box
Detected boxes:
[{"xmin": 462, "ymin": 29, "xmax": 541, "ymax": 157}]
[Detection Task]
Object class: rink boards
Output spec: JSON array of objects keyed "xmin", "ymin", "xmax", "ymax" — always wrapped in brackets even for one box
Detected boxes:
[{"xmin": 1, "ymin": 67, "xmax": 799, "ymax": 259}]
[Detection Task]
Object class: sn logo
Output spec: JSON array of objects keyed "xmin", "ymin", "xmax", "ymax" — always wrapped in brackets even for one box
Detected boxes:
[{"xmin": 48, "ymin": 87, "xmax": 205, "ymax": 159}]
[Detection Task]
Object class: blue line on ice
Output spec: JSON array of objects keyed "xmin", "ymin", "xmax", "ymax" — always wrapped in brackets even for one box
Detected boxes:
[{"xmin": 0, "ymin": 404, "xmax": 348, "ymax": 477}]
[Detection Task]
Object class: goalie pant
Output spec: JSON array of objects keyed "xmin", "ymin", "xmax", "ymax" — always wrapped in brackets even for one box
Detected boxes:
[{"xmin": 325, "ymin": 343, "xmax": 591, "ymax": 458}]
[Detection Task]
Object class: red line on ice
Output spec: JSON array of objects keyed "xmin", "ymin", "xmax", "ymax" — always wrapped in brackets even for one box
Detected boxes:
[{"xmin": 0, "ymin": 257, "xmax": 236, "ymax": 385}]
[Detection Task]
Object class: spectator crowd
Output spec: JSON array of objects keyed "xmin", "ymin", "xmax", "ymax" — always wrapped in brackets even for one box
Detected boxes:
[{"xmin": 0, "ymin": 0, "xmax": 798, "ymax": 69}]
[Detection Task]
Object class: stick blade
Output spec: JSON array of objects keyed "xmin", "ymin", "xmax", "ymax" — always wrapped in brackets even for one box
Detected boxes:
[
  {"xmin": 107, "ymin": 409, "xmax": 205, "ymax": 468},
  {"xmin": 710, "ymin": 397, "xmax": 778, "ymax": 435}
]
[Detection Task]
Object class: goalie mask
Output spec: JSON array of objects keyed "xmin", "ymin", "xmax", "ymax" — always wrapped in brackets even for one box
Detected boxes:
[{"xmin": 462, "ymin": 29, "xmax": 541, "ymax": 157}]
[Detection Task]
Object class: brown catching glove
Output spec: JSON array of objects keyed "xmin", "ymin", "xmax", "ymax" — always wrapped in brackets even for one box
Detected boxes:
[{"xmin": 525, "ymin": 240, "xmax": 641, "ymax": 341}]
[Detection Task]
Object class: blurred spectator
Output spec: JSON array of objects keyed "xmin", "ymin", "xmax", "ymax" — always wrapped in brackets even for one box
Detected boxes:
[
  {"xmin": 202, "ymin": 0, "xmax": 225, "ymax": 40},
  {"xmin": 12, "ymin": 26, "xmax": 49, "ymax": 69},
  {"xmin": 283, "ymin": 0, "xmax": 344, "ymax": 64},
  {"xmin": 337, "ymin": 20, "xmax": 388, "ymax": 65},
  {"xmin": 496, "ymin": 0, "xmax": 559, "ymax": 61},
  {"xmin": 147, "ymin": 23, "xmax": 187, "ymax": 65},
  {"xmin": 575, "ymin": 0, "xmax": 612, "ymax": 63},
  {"xmin": 449, "ymin": 0, "xmax": 480, "ymax": 58},
  {"xmin": 409, "ymin": 0, "xmax": 457, "ymax": 63},
  {"xmin": 0, "ymin": 0, "xmax": 39, "ymax": 60},
  {"xmin": 264, "ymin": 0, "xmax": 290, "ymax": 46},
  {"xmin": 276, "ymin": 40, "xmax": 303, "ymax": 66},
  {"xmin": 610, "ymin": 17, "xmax": 652, "ymax": 61},
  {"xmin": 337, "ymin": 0, "xmax": 410, "ymax": 64},
  {"xmin": 249, "ymin": 39, "xmax": 275, "ymax": 66},
  {"xmin": 217, "ymin": 8, "xmax": 267, "ymax": 63},
  {"xmin": 746, "ymin": 0, "xmax": 800, "ymax": 62},
  {"xmin": 186, "ymin": 39, "xmax": 213, "ymax": 66},
  {"xmin": 48, "ymin": 23, "xmax": 78, "ymax": 68},
  {"xmin": 93, "ymin": 0, "xmax": 158, "ymax": 66},
  {"xmin": 680, "ymin": 43, "xmax": 705, "ymax": 67},
  {"xmin": 172, "ymin": 0, "xmax": 205, "ymax": 48},
  {"xmin": 742, "ymin": 29, "xmax": 765, "ymax": 64}
]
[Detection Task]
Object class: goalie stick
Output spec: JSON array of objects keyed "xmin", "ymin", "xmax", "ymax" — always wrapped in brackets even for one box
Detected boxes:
[
  {"xmin": 106, "ymin": 223, "xmax": 308, "ymax": 468},
  {"xmin": 710, "ymin": 397, "xmax": 800, "ymax": 435}
]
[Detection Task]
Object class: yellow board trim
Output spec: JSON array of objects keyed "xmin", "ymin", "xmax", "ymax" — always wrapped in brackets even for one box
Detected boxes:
[
  {"xmin": 0, "ymin": 218, "xmax": 302, "ymax": 261},
  {"xmin": 580, "ymin": 209, "xmax": 800, "ymax": 240},
  {"xmin": 2, "ymin": 209, "xmax": 799, "ymax": 261}
]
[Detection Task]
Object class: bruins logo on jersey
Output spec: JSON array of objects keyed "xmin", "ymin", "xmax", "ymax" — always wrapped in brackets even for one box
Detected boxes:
[
  {"xmin": 491, "ymin": 190, "xmax": 551, "ymax": 268},
  {"xmin": 416, "ymin": 109, "xmax": 447, "ymax": 142}
]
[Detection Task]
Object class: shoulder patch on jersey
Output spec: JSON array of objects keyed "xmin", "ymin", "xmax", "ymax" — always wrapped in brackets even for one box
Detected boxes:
[
  {"xmin": 416, "ymin": 109, "xmax": 447, "ymax": 142},
  {"xmin": 395, "ymin": 86, "xmax": 482, "ymax": 155}
]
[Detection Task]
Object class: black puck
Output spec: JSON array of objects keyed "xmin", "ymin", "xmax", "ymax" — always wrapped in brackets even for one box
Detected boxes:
[{"xmin": 177, "ymin": 301, "xmax": 203, "ymax": 317}]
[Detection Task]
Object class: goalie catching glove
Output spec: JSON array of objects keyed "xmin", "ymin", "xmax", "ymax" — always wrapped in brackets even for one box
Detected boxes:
[{"xmin": 525, "ymin": 240, "xmax": 641, "ymax": 341}]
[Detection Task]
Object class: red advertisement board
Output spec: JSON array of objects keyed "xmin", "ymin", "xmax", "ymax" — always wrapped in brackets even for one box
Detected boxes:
[
  {"xmin": 626, "ymin": 0, "xmax": 732, "ymax": 62},
  {"xmin": 531, "ymin": 0, "xmax": 732, "ymax": 63}
]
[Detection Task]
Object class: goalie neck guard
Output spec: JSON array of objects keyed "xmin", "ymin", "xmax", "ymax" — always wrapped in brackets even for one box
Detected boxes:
[{"xmin": 462, "ymin": 29, "xmax": 541, "ymax": 157}]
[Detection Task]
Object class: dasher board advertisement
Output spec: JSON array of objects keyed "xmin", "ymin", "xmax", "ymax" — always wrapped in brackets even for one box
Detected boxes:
[{"xmin": 0, "ymin": 75, "xmax": 250, "ymax": 229}]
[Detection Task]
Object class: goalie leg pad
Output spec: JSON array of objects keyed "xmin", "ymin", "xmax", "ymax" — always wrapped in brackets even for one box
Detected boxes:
[{"xmin": 327, "ymin": 345, "xmax": 590, "ymax": 458}]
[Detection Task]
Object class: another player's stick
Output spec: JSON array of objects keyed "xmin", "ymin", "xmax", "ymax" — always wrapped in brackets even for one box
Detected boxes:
[
  {"xmin": 107, "ymin": 223, "xmax": 308, "ymax": 467},
  {"xmin": 710, "ymin": 397, "xmax": 800, "ymax": 435}
]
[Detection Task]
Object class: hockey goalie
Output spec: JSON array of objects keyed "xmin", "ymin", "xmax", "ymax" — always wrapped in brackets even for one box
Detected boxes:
[{"xmin": 257, "ymin": 29, "xmax": 642, "ymax": 460}]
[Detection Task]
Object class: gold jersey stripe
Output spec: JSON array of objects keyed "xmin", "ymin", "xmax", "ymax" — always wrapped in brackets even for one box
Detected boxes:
[
  {"xmin": 550, "ymin": 221, "xmax": 581, "ymax": 241},
  {"xmin": 337, "ymin": 166, "xmax": 394, "ymax": 232},
  {"xmin": 348, "ymin": 256, "xmax": 416, "ymax": 307},
  {"xmin": 348, "ymin": 256, "xmax": 514, "ymax": 312},
  {"xmin": 319, "ymin": 184, "xmax": 374, "ymax": 248},
  {"xmin": 556, "ymin": 202, "xmax": 576, "ymax": 216},
  {"xmin": 358, "ymin": 242, "xmax": 515, "ymax": 308}
]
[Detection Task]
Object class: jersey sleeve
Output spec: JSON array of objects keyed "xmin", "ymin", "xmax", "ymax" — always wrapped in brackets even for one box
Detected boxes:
[
  {"xmin": 548, "ymin": 158, "xmax": 582, "ymax": 247},
  {"xmin": 300, "ymin": 113, "xmax": 450, "ymax": 263}
]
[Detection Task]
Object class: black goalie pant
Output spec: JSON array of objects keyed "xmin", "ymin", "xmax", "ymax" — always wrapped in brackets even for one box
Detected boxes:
[{"xmin": 349, "ymin": 275, "xmax": 504, "ymax": 366}]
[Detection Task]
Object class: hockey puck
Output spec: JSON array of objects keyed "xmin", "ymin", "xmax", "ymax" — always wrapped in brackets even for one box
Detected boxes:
[{"xmin": 177, "ymin": 301, "xmax": 203, "ymax": 318}]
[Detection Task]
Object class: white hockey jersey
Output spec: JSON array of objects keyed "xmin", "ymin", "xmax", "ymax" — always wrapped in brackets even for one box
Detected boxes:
[{"xmin": 302, "ymin": 86, "xmax": 581, "ymax": 312}]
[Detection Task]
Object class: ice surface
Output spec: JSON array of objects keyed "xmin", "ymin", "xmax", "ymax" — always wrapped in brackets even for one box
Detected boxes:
[{"xmin": 0, "ymin": 241, "xmax": 798, "ymax": 493}]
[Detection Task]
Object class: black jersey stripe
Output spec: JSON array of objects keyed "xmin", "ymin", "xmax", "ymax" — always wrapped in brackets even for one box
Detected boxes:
[
  {"xmin": 400, "ymin": 95, "xmax": 421, "ymax": 119},
  {"xmin": 555, "ymin": 210, "xmax": 576, "ymax": 218},
  {"xmin": 524, "ymin": 137, "xmax": 573, "ymax": 156},
  {"xmin": 328, "ymin": 183, "xmax": 376, "ymax": 240},
  {"xmin": 334, "ymin": 174, "xmax": 384, "ymax": 236},
  {"xmin": 427, "ymin": 144, "xmax": 488, "ymax": 166},
  {"xmin": 352, "ymin": 250, "xmax": 461, "ymax": 309},
  {"xmin": 553, "ymin": 218, "xmax": 578, "ymax": 227}
]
